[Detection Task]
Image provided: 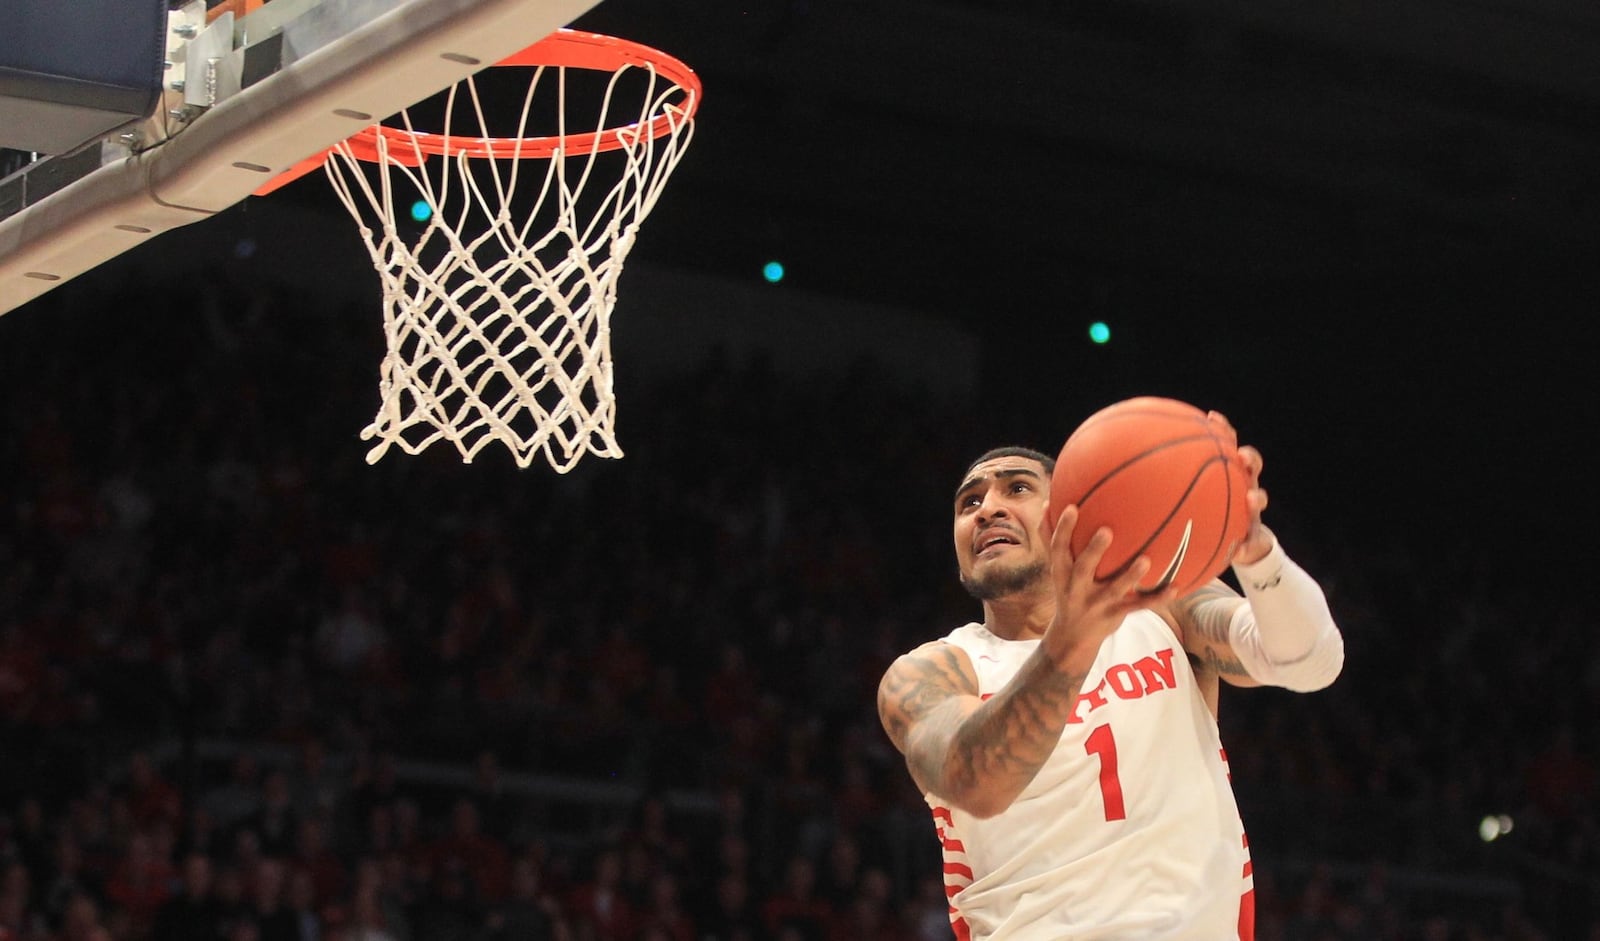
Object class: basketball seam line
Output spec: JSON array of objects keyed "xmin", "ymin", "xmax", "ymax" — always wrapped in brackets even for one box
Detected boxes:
[
  {"xmin": 1072, "ymin": 408, "xmax": 1211, "ymax": 436},
  {"xmin": 1072, "ymin": 433, "xmax": 1220, "ymax": 508},
  {"xmin": 1099, "ymin": 454, "xmax": 1228, "ymax": 584}
]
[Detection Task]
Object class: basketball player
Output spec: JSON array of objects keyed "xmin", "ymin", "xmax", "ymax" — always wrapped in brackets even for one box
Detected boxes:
[{"xmin": 876, "ymin": 431, "xmax": 1343, "ymax": 940}]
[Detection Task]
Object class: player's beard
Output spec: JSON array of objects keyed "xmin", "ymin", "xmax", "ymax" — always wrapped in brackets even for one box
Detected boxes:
[{"xmin": 960, "ymin": 558, "xmax": 1048, "ymax": 601}]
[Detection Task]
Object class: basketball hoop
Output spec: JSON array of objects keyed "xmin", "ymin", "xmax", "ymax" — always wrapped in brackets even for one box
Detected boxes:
[{"xmin": 263, "ymin": 29, "xmax": 699, "ymax": 471}]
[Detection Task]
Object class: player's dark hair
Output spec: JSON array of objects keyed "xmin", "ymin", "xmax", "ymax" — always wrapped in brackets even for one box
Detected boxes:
[{"xmin": 963, "ymin": 446, "xmax": 1055, "ymax": 479}]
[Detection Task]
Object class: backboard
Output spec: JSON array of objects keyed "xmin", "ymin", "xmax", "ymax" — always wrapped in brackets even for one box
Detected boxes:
[{"xmin": 0, "ymin": 0, "xmax": 601, "ymax": 316}]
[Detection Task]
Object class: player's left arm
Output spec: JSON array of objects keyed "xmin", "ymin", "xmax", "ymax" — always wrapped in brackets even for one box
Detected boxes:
[
  {"xmin": 1164, "ymin": 436, "xmax": 1345, "ymax": 692},
  {"xmin": 1169, "ymin": 580, "xmax": 1261, "ymax": 689}
]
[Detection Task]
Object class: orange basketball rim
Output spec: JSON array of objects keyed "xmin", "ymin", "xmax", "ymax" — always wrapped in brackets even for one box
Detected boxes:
[{"xmin": 257, "ymin": 28, "xmax": 702, "ymax": 195}]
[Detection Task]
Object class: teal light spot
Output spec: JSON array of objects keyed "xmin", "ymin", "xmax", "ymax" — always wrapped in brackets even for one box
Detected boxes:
[
  {"xmin": 762, "ymin": 261, "xmax": 785, "ymax": 283},
  {"xmin": 409, "ymin": 200, "xmax": 433, "ymax": 223},
  {"xmin": 1088, "ymin": 321, "xmax": 1111, "ymax": 344}
]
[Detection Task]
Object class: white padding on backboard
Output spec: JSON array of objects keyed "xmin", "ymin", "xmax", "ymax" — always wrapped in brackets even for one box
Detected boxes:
[{"xmin": 0, "ymin": 0, "xmax": 602, "ymax": 316}]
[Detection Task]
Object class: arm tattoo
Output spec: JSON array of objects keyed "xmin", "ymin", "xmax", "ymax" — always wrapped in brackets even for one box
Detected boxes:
[
  {"xmin": 945, "ymin": 653, "xmax": 1086, "ymax": 803},
  {"xmin": 1198, "ymin": 645, "xmax": 1254, "ymax": 679},
  {"xmin": 879, "ymin": 643, "xmax": 1087, "ymax": 809},
  {"xmin": 1173, "ymin": 581, "xmax": 1241, "ymax": 644},
  {"xmin": 877, "ymin": 644, "xmax": 971, "ymax": 753}
]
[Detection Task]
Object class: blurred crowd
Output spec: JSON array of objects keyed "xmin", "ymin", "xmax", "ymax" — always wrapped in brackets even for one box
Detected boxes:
[{"xmin": 1, "ymin": 270, "xmax": 1597, "ymax": 941}]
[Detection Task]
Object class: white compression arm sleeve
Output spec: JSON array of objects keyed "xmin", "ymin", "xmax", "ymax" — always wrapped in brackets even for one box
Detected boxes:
[{"xmin": 1226, "ymin": 539, "xmax": 1344, "ymax": 692}]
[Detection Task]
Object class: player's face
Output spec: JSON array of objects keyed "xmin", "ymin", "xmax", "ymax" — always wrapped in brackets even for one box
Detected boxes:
[{"xmin": 953, "ymin": 456, "xmax": 1051, "ymax": 601}]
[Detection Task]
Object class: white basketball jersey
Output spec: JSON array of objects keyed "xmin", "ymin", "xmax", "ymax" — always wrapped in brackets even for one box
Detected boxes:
[{"xmin": 926, "ymin": 611, "xmax": 1254, "ymax": 941}]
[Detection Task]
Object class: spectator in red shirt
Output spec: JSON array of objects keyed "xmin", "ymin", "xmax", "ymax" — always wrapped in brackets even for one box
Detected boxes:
[
  {"xmin": 482, "ymin": 855, "xmax": 565, "ymax": 941},
  {"xmin": 104, "ymin": 831, "xmax": 174, "ymax": 937},
  {"xmin": 430, "ymin": 799, "xmax": 510, "ymax": 904},
  {"xmin": 246, "ymin": 858, "xmax": 298, "ymax": 941},
  {"xmin": 0, "ymin": 862, "xmax": 44, "ymax": 941},
  {"xmin": 121, "ymin": 753, "xmax": 180, "ymax": 829},
  {"xmin": 761, "ymin": 854, "xmax": 830, "ymax": 941},
  {"xmin": 55, "ymin": 891, "xmax": 110, "ymax": 941},
  {"xmin": 634, "ymin": 871, "xmax": 695, "ymax": 941},
  {"xmin": 565, "ymin": 847, "xmax": 634, "ymax": 941},
  {"xmin": 151, "ymin": 852, "xmax": 226, "ymax": 941},
  {"xmin": 825, "ymin": 868, "xmax": 909, "ymax": 941},
  {"xmin": 290, "ymin": 816, "xmax": 346, "ymax": 909}
]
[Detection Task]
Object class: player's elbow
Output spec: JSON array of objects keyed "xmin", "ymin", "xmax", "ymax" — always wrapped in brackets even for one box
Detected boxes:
[
  {"xmin": 1277, "ymin": 631, "xmax": 1345, "ymax": 693},
  {"xmin": 947, "ymin": 789, "xmax": 1011, "ymax": 820},
  {"xmin": 1232, "ymin": 604, "xmax": 1346, "ymax": 693},
  {"xmin": 934, "ymin": 768, "xmax": 1016, "ymax": 819}
]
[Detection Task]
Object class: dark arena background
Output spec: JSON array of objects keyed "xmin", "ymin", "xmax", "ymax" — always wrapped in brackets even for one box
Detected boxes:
[{"xmin": 3, "ymin": 0, "xmax": 1598, "ymax": 938}]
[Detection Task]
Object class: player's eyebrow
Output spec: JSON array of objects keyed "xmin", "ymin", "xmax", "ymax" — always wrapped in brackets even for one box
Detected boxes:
[{"xmin": 954, "ymin": 467, "xmax": 1042, "ymax": 501}]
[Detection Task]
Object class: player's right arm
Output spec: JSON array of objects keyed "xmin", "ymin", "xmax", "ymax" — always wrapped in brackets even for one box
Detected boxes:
[
  {"xmin": 877, "ymin": 641, "xmax": 1091, "ymax": 819},
  {"xmin": 877, "ymin": 507, "xmax": 1168, "ymax": 819}
]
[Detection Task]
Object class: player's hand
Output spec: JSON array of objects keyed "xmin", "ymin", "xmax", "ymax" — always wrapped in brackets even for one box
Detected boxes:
[
  {"xmin": 1207, "ymin": 411, "xmax": 1275, "ymax": 565},
  {"xmin": 1041, "ymin": 504, "xmax": 1176, "ymax": 670}
]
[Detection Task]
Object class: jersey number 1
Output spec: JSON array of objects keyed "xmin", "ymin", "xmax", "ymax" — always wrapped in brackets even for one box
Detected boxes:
[{"xmin": 1085, "ymin": 723, "xmax": 1126, "ymax": 821}]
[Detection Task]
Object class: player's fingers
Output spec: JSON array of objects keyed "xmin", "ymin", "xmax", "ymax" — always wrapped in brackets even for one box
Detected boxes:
[
  {"xmin": 1248, "ymin": 488, "xmax": 1269, "ymax": 515},
  {"xmin": 1207, "ymin": 410, "xmax": 1238, "ymax": 442},
  {"xmin": 1073, "ymin": 525, "xmax": 1113, "ymax": 581},
  {"xmin": 1047, "ymin": 503, "xmax": 1073, "ymax": 540},
  {"xmin": 1237, "ymin": 445, "xmax": 1263, "ymax": 478},
  {"xmin": 1049, "ymin": 504, "xmax": 1078, "ymax": 555}
]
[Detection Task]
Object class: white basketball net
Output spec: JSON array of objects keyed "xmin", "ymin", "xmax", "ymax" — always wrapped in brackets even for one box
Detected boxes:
[{"xmin": 323, "ymin": 57, "xmax": 695, "ymax": 471}]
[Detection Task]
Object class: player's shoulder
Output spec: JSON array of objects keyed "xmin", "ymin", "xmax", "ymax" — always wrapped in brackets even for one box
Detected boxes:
[
  {"xmin": 881, "ymin": 636, "xmax": 979, "ymax": 690},
  {"xmin": 877, "ymin": 636, "xmax": 981, "ymax": 748},
  {"xmin": 886, "ymin": 622, "xmax": 975, "ymax": 663},
  {"xmin": 892, "ymin": 636, "xmax": 972, "ymax": 670}
]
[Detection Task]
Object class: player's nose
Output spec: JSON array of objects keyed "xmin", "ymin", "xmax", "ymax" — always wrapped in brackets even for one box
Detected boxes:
[{"xmin": 975, "ymin": 491, "xmax": 1009, "ymax": 520}]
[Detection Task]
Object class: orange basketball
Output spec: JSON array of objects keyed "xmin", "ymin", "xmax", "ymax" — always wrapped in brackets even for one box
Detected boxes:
[{"xmin": 1049, "ymin": 397, "xmax": 1251, "ymax": 596}]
